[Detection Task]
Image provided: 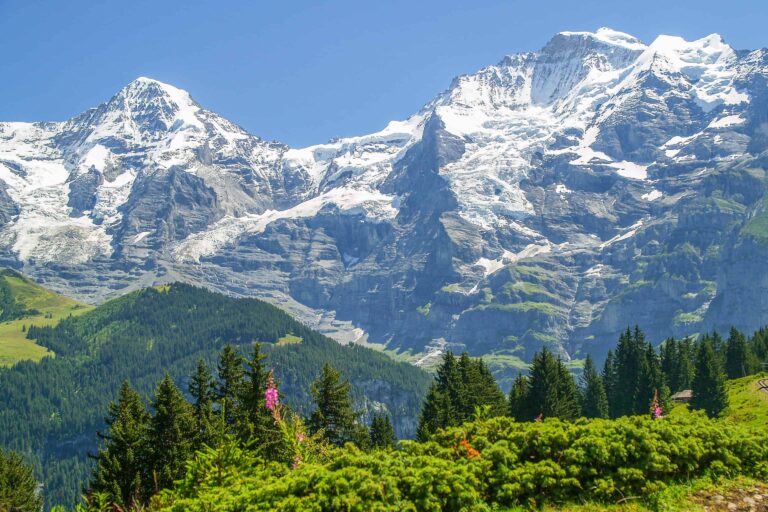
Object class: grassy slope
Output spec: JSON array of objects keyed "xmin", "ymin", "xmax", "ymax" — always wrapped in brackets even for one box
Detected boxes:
[
  {"xmin": 667, "ymin": 372, "xmax": 768, "ymax": 429},
  {"xmin": 0, "ymin": 269, "xmax": 92, "ymax": 366}
]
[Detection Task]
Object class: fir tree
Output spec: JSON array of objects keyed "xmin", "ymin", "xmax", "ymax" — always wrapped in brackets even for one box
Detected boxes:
[
  {"xmin": 416, "ymin": 384, "xmax": 444, "ymax": 441},
  {"xmin": 580, "ymin": 355, "xmax": 608, "ymax": 419},
  {"xmin": 417, "ymin": 351, "xmax": 507, "ymax": 437},
  {"xmin": 0, "ymin": 448, "xmax": 43, "ymax": 512},
  {"xmin": 188, "ymin": 358, "xmax": 221, "ymax": 448},
  {"xmin": 89, "ymin": 381, "xmax": 150, "ymax": 508},
  {"xmin": 725, "ymin": 327, "xmax": 750, "ymax": 379},
  {"xmin": 691, "ymin": 338, "xmax": 729, "ymax": 418},
  {"xmin": 508, "ymin": 374, "xmax": 530, "ymax": 421},
  {"xmin": 308, "ymin": 363, "xmax": 359, "ymax": 447},
  {"xmin": 601, "ymin": 350, "xmax": 618, "ymax": 417},
  {"xmin": 676, "ymin": 337, "xmax": 696, "ymax": 391},
  {"xmin": 527, "ymin": 347, "xmax": 580, "ymax": 421},
  {"xmin": 148, "ymin": 374, "xmax": 196, "ymax": 492},
  {"xmin": 240, "ymin": 344, "xmax": 274, "ymax": 442},
  {"xmin": 216, "ymin": 345, "xmax": 245, "ymax": 429},
  {"xmin": 369, "ymin": 414, "xmax": 396, "ymax": 449}
]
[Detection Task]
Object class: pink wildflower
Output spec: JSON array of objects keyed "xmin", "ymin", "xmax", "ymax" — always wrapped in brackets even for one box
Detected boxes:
[
  {"xmin": 297, "ymin": 431, "xmax": 305, "ymax": 443},
  {"xmin": 651, "ymin": 389, "xmax": 663, "ymax": 419},
  {"xmin": 265, "ymin": 371, "xmax": 279, "ymax": 411},
  {"xmin": 291, "ymin": 453, "xmax": 302, "ymax": 469}
]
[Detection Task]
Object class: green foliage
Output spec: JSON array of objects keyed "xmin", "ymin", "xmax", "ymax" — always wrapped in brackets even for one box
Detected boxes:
[
  {"xmin": 725, "ymin": 327, "xmax": 752, "ymax": 379},
  {"xmin": 369, "ymin": 414, "xmax": 396, "ymax": 449},
  {"xmin": 515, "ymin": 347, "xmax": 581, "ymax": 421},
  {"xmin": 89, "ymin": 381, "xmax": 151, "ymax": 507},
  {"xmin": 0, "ymin": 447, "xmax": 43, "ymax": 512},
  {"xmin": 580, "ymin": 355, "xmax": 608, "ymax": 419},
  {"xmin": 152, "ymin": 415, "xmax": 768, "ymax": 511},
  {"xmin": 692, "ymin": 337, "xmax": 729, "ymax": 417},
  {"xmin": 308, "ymin": 363, "xmax": 360, "ymax": 447},
  {"xmin": 417, "ymin": 352, "xmax": 506, "ymax": 440},
  {"xmin": 0, "ymin": 282, "xmax": 429, "ymax": 508},
  {"xmin": 149, "ymin": 374, "xmax": 196, "ymax": 491}
]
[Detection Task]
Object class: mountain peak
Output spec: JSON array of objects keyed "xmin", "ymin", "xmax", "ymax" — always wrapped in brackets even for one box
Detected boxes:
[{"xmin": 553, "ymin": 27, "xmax": 646, "ymax": 51}]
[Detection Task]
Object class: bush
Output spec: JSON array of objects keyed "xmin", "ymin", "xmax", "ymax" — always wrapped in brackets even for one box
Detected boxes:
[{"xmin": 153, "ymin": 414, "xmax": 768, "ymax": 511}]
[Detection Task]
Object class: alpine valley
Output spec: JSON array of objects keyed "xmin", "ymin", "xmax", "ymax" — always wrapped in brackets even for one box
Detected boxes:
[{"xmin": 4, "ymin": 27, "xmax": 768, "ymax": 375}]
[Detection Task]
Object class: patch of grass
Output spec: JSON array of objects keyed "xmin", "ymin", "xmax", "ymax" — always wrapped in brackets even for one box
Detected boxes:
[
  {"xmin": 741, "ymin": 197, "xmax": 768, "ymax": 243},
  {"xmin": 478, "ymin": 301, "xmax": 561, "ymax": 315},
  {"xmin": 0, "ymin": 270, "xmax": 92, "ymax": 366},
  {"xmin": 440, "ymin": 283, "xmax": 462, "ymax": 293},
  {"xmin": 720, "ymin": 372, "xmax": 768, "ymax": 429},
  {"xmin": 416, "ymin": 303, "xmax": 431, "ymax": 316},
  {"xmin": 712, "ymin": 196, "xmax": 747, "ymax": 214},
  {"xmin": 667, "ymin": 373, "xmax": 768, "ymax": 430},
  {"xmin": 673, "ymin": 311, "xmax": 703, "ymax": 326},
  {"xmin": 502, "ymin": 281, "xmax": 558, "ymax": 300},
  {"xmin": 276, "ymin": 333, "xmax": 303, "ymax": 345}
]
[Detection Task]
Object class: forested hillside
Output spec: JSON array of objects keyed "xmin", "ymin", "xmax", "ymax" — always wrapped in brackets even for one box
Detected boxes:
[{"xmin": 0, "ymin": 282, "xmax": 430, "ymax": 508}]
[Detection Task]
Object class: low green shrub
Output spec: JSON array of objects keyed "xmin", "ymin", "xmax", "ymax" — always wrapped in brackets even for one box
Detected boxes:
[{"xmin": 153, "ymin": 414, "xmax": 768, "ymax": 511}]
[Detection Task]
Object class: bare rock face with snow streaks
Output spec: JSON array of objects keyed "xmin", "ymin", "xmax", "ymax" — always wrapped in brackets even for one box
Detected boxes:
[{"xmin": 2, "ymin": 29, "xmax": 768, "ymax": 374}]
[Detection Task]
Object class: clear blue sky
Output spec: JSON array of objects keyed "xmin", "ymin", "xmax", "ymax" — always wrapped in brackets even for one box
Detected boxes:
[{"xmin": 0, "ymin": 0, "xmax": 765, "ymax": 147}]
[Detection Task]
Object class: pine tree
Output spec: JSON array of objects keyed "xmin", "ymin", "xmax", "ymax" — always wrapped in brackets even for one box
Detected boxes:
[
  {"xmin": 527, "ymin": 348, "xmax": 581, "ymax": 421},
  {"xmin": 508, "ymin": 374, "xmax": 530, "ymax": 421},
  {"xmin": 660, "ymin": 337, "xmax": 678, "ymax": 391},
  {"xmin": 369, "ymin": 414, "xmax": 396, "ymax": 449},
  {"xmin": 677, "ymin": 337, "xmax": 696, "ymax": 391},
  {"xmin": 89, "ymin": 381, "xmax": 150, "ymax": 507},
  {"xmin": 239, "ymin": 344, "xmax": 275, "ymax": 443},
  {"xmin": 580, "ymin": 355, "xmax": 608, "ymax": 418},
  {"xmin": 148, "ymin": 374, "xmax": 196, "ymax": 491},
  {"xmin": 691, "ymin": 338, "xmax": 729, "ymax": 418},
  {"xmin": 417, "ymin": 351, "xmax": 507, "ymax": 437},
  {"xmin": 0, "ymin": 448, "xmax": 43, "ymax": 512},
  {"xmin": 602, "ymin": 350, "xmax": 618, "ymax": 417},
  {"xmin": 416, "ymin": 383, "xmax": 443, "ymax": 441},
  {"xmin": 189, "ymin": 358, "xmax": 222, "ymax": 448},
  {"xmin": 216, "ymin": 344, "xmax": 245, "ymax": 429},
  {"xmin": 457, "ymin": 354, "xmax": 507, "ymax": 419},
  {"xmin": 309, "ymin": 363, "xmax": 359, "ymax": 447},
  {"xmin": 725, "ymin": 327, "xmax": 750, "ymax": 379}
]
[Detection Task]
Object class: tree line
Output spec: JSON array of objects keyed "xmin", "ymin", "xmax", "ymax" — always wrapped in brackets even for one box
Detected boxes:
[{"xmin": 417, "ymin": 325, "xmax": 768, "ymax": 438}]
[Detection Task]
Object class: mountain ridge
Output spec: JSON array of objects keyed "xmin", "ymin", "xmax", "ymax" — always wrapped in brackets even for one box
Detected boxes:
[{"xmin": 2, "ymin": 27, "xmax": 768, "ymax": 370}]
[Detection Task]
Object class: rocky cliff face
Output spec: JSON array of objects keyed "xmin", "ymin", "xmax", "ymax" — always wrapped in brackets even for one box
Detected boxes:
[{"xmin": 3, "ymin": 29, "xmax": 768, "ymax": 376}]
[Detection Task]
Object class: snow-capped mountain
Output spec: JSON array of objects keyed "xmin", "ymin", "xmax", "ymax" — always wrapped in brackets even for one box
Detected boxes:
[{"xmin": 3, "ymin": 28, "xmax": 768, "ymax": 376}]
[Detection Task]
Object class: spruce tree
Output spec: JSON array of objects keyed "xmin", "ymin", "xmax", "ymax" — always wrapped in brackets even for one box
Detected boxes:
[
  {"xmin": 508, "ymin": 374, "xmax": 530, "ymax": 421},
  {"xmin": 457, "ymin": 354, "xmax": 507, "ymax": 419},
  {"xmin": 240, "ymin": 343, "xmax": 276, "ymax": 446},
  {"xmin": 309, "ymin": 363, "xmax": 358, "ymax": 447},
  {"xmin": 89, "ymin": 381, "xmax": 150, "ymax": 508},
  {"xmin": 725, "ymin": 327, "xmax": 750, "ymax": 379},
  {"xmin": 676, "ymin": 337, "xmax": 696, "ymax": 391},
  {"xmin": 0, "ymin": 448, "xmax": 43, "ymax": 512},
  {"xmin": 527, "ymin": 348, "xmax": 580, "ymax": 421},
  {"xmin": 369, "ymin": 414, "xmax": 396, "ymax": 449},
  {"xmin": 601, "ymin": 350, "xmax": 618, "ymax": 417},
  {"xmin": 691, "ymin": 338, "xmax": 729, "ymax": 418},
  {"xmin": 417, "ymin": 351, "xmax": 507, "ymax": 437},
  {"xmin": 580, "ymin": 355, "xmax": 608, "ymax": 418},
  {"xmin": 216, "ymin": 344, "xmax": 245, "ymax": 429},
  {"xmin": 416, "ymin": 383, "xmax": 443, "ymax": 441},
  {"xmin": 189, "ymin": 358, "xmax": 221, "ymax": 448},
  {"xmin": 148, "ymin": 374, "xmax": 196, "ymax": 492}
]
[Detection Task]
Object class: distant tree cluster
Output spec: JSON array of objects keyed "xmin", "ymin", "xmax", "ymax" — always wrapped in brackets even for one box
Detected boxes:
[
  {"xmin": 0, "ymin": 283, "xmax": 428, "ymax": 508},
  {"xmin": 419, "ymin": 324, "xmax": 768, "ymax": 436}
]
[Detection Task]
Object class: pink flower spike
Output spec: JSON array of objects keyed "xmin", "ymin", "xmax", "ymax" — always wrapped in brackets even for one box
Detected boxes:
[{"xmin": 265, "ymin": 371, "xmax": 279, "ymax": 411}]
